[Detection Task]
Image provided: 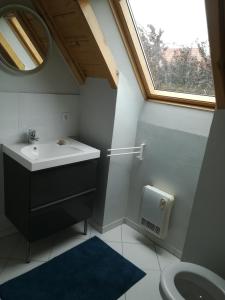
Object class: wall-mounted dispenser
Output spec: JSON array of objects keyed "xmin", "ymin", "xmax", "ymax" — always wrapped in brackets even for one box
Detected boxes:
[{"xmin": 140, "ymin": 185, "xmax": 175, "ymax": 239}]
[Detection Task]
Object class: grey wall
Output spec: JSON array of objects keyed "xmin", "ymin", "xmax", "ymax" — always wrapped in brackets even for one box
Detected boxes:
[
  {"xmin": 79, "ymin": 78, "xmax": 117, "ymax": 227},
  {"xmin": 182, "ymin": 110, "xmax": 225, "ymax": 278},
  {"xmin": 127, "ymin": 102, "xmax": 213, "ymax": 256},
  {"xmin": 90, "ymin": 0, "xmax": 144, "ymax": 228}
]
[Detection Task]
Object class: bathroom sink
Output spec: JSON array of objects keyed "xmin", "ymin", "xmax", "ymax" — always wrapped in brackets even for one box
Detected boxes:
[
  {"xmin": 21, "ymin": 143, "xmax": 82, "ymax": 160},
  {"xmin": 3, "ymin": 138, "xmax": 100, "ymax": 171}
]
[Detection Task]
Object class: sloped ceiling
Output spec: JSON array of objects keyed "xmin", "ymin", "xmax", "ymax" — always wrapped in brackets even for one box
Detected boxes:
[{"xmin": 34, "ymin": 0, "xmax": 119, "ymax": 88}]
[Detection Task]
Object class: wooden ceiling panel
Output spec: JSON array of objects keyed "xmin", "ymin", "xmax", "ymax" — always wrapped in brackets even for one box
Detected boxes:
[
  {"xmin": 53, "ymin": 13, "xmax": 88, "ymax": 38},
  {"xmin": 64, "ymin": 36, "xmax": 94, "ymax": 49},
  {"xmin": 66, "ymin": 37, "xmax": 104, "ymax": 63},
  {"xmin": 34, "ymin": 0, "xmax": 118, "ymax": 88},
  {"xmin": 39, "ymin": 0, "xmax": 79, "ymax": 17},
  {"xmin": 80, "ymin": 63, "xmax": 108, "ymax": 78},
  {"xmin": 69, "ymin": 49, "xmax": 102, "ymax": 65}
]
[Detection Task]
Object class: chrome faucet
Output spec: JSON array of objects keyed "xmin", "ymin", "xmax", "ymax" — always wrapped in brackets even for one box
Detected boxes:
[{"xmin": 27, "ymin": 129, "xmax": 39, "ymax": 144}]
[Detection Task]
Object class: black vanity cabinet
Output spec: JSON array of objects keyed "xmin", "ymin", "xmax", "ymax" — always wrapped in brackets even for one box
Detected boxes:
[{"xmin": 4, "ymin": 154, "xmax": 97, "ymax": 243}]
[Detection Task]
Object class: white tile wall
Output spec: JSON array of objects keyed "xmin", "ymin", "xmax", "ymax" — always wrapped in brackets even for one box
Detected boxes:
[
  {"xmin": 0, "ymin": 93, "xmax": 20, "ymax": 144},
  {"xmin": 0, "ymin": 92, "xmax": 79, "ymax": 144}
]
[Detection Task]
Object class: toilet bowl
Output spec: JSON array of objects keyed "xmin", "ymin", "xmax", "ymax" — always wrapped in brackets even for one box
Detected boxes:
[{"xmin": 160, "ymin": 262, "xmax": 225, "ymax": 300}]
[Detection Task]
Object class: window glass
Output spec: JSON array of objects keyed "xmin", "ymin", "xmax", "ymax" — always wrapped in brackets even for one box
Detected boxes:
[{"xmin": 128, "ymin": 0, "xmax": 215, "ymax": 97}]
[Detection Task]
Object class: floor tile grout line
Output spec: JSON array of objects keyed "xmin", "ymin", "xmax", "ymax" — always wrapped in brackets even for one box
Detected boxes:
[
  {"xmin": 121, "ymin": 240, "xmax": 154, "ymax": 246},
  {"xmin": 154, "ymin": 243, "xmax": 162, "ymax": 272},
  {"xmin": 121, "ymin": 242, "xmax": 124, "ymax": 257},
  {"xmin": 142, "ymin": 269, "xmax": 161, "ymax": 273},
  {"xmin": 122, "ymin": 230, "xmax": 127, "ymax": 300},
  {"xmin": 120, "ymin": 225, "xmax": 124, "ymax": 257},
  {"xmin": 102, "ymin": 240, "xmax": 123, "ymax": 244}
]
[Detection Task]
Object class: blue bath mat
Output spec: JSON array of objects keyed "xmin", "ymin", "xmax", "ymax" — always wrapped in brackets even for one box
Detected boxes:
[{"xmin": 0, "ymin": 236, "xmax": 146, "ymax": 300}]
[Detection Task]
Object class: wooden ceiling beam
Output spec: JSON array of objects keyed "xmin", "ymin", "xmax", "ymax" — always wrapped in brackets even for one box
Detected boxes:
[{"xmin": 77, "ymin": 0, "xmax": 118, "ymax": 88}]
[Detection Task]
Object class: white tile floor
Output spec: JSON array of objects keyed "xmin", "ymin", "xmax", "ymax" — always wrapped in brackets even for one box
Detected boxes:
[{"xmin": 0, "ymin": 223, "xmax": 179, "ymax": 299}]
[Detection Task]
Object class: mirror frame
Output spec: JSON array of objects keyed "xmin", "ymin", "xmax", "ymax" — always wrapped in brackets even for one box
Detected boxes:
[{"xmin": 0, "ymin": 4, "xmax": 52, "ymax": 75}]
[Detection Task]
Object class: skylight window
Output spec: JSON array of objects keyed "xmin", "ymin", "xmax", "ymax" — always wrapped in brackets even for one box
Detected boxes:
[{"xmin": 110, "ymin": 0, "xmax": 216, "ymax": 107}]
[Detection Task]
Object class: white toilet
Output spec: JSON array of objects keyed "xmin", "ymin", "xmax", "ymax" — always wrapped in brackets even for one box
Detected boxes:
[{"xmin": 160, "ymin": 262, "xmax": 225, "ymax": 300}]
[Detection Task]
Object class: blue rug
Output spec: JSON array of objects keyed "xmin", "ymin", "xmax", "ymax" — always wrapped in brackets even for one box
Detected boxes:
[{"xmin": 0, "ymin": 236, "xmax": 146, "ymax": 300}]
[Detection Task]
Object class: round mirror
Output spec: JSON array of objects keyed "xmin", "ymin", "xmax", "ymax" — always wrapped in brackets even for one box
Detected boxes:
[{"xmin": 0, "ymin": 5, "xmax": 51, "ymax": 73}]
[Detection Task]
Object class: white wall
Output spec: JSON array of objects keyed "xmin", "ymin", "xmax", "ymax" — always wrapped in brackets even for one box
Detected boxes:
[
  {"xmin": 127, "ymin": 102, "xmax": 213, "ymax": 257},
  {"xmin": 140, "ymin": 102, "xmax": 213, "ymax": 136}
]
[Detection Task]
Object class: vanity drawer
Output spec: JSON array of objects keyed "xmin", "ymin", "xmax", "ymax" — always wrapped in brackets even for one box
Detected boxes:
[
  {"xmin": 30, "ymin": 159, "xmax": 97, "ymax": 209},
  {"xmin": 28, "ymin": 191, "xmax": 95, "ymax": 241}
]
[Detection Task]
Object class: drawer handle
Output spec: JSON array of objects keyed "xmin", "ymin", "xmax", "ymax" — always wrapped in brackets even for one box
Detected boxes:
[{"xmin": 31, "ymin": 188, "xmax": 96, "ymax": 212}]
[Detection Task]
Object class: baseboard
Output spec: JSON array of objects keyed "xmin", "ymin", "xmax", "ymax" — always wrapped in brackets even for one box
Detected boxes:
[
  {"xmin": 101, "ymin": 218, "xmax": 124, "ymax": 233},
  {"xmin": 88, "ymin": 219, "xmax": 103, "ymax": 233},
  {"xmin": 88, "ymin": 218, "xmax": 124, "ymax": 234},
  {"xmin": 124, "ymin": 218, "xmax": 182, "ymax": 258}
]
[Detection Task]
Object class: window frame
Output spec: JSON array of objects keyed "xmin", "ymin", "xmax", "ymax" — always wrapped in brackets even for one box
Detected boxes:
[{"xmin": 109, "ymin": 0, "xmax": 216, "ymax": 109}]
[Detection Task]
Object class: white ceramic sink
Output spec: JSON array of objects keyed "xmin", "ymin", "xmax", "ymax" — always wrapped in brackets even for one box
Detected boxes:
[
  {"xmin": 21, "ymin": 143, "xmax": 82, "ymax": 160},
  {"xmin": 3, "ymin": 138, "xmax": 100, "ymax": 171}
]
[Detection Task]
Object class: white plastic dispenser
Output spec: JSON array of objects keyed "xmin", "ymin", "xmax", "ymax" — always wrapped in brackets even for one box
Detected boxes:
[{"xmin": 140, "ymin": 185, "xmax": 175, "ymax": 239}]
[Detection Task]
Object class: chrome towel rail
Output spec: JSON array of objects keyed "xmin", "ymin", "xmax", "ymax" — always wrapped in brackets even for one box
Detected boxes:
[{"xmin": 107, "ymin": 143, "xmax": 145, "ymax": 160}]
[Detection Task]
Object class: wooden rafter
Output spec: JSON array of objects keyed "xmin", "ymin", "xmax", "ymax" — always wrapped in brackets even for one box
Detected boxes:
[{"xmin": 77, "ymin": 0, "xmax": 118, "ymax": 88}]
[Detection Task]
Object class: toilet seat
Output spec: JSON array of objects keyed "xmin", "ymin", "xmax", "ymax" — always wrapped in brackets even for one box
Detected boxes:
[{"xmin": 160, "ymin": 262, "xmax": 225, "ymax": 300}]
